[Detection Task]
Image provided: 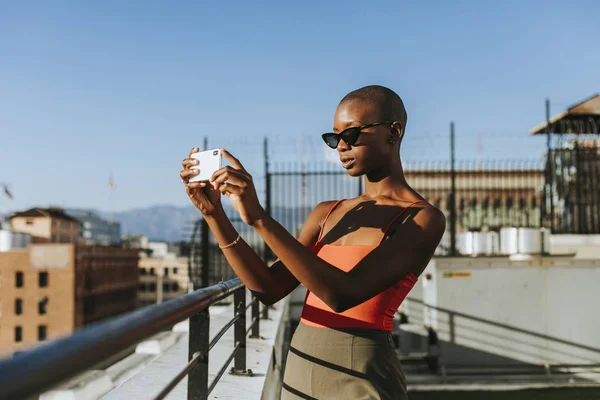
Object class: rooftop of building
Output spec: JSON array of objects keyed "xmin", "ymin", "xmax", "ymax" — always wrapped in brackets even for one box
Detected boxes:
[{"xmin": 10, "ymin": 207, "xmax": 80, "ymax": 223}]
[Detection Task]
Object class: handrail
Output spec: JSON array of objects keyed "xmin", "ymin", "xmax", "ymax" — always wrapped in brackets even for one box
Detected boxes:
[{"xmin": 0, "ymin": 278, "xmax": 244, "ymax": 400}]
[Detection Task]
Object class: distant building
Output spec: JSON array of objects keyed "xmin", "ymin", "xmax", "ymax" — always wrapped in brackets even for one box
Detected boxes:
[
  {"xmin": 0, "ymin": 244, "xmax": 139, "ymax": 357},
  {"xmin": 146, "ymin": 241, "xmax": 179, "ymax": 259},
  {"xmin": 121, "ymin": 234, "xmax": 149, "ymax": 254},
  {"xmin": 9, "ymin": 207, "xmax": 80, "ymax": 244},
  {"xmin": 0, "ymin": 230, "xmax": 31, "ymax": 252},
  {"xmin": 138, "ymin": 257, "xmax": 189, "ymax": 307},
  {"xmin": 65, "ymin": 209, "xmax": 121, "ymax": 246},
  {"xmin": 406, "ymin": 168, "xmax": 545, "ymax": 231}
]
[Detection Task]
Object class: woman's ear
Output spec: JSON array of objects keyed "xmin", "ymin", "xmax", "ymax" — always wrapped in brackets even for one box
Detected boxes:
[{"xmin": 389, "ymin": 122, "xmax": 404, "ymax": 144}]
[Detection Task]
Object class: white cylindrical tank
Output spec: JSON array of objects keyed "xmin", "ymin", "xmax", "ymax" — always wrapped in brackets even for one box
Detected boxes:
[
  {"xmin": 518, "ymin": 227, "xmax": 543, "ymax": 254},
  {"xmin": 500, "ymin": 227, "xmax": 518, "ymax": 255},
  {"xmin": 472, "ymin": 232, "xmax": 488, "ymax": 256},
  {"xmin": 458, "ymin": 232, "xmax": 474, "ymax": 255}
]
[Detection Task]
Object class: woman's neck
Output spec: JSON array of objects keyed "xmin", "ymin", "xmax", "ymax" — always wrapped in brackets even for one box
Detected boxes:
[{"xmin": 362, "ymin": 159, "xmax": 414, "ymax": 200}]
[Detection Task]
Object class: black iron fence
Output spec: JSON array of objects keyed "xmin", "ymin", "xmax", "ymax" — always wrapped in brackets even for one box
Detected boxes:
[
  {"xmin": 0, "ymin": 279, "xmax": 267, "ymax": 400},
  {"xmin": 187, "ymin": 134, "xmax": 600, "ymax": 276},
  {"xmin": 543, "ymin": 144, "xmax": 600, "ymax": 234}
]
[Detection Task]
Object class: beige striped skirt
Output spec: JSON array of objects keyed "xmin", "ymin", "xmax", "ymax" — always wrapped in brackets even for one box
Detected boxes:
[{"xmin": 281, "ymin": 322, "xmax": 409, "ymax": 400}]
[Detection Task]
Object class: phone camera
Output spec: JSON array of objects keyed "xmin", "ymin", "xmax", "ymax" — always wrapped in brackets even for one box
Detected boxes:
[{"xmin": 213, "ymin": 150, "xmax": 218, "ymax": 155}]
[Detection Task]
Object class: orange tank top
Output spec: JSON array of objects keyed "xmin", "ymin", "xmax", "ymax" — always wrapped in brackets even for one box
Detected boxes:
[{"xmin": 299, "ymin": 199, "xmax": 424, "ymax": 331}]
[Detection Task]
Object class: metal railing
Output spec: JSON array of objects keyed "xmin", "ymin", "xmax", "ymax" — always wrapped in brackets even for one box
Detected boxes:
[{"xmin": 0, "ymin": 278, "xmax": 267, "ymax": 400}]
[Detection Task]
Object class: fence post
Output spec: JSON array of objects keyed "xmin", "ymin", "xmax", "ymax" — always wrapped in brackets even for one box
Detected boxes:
[
  {"xmin": 262, "ymin": 137, "xmax": 272, "ymax": 321},
  {"xmin": 574, "ymin": 142, "xmax": 585, "ymax": 233},
  {"xmin": 230, "ymin": 288, "xmax": 252, "ymax": 376},
  {"xmin": 545, "ymin": 99, "xmax": 555, "ymax": 232},
  {"xmin": 250, "ymin": 293, "xmax": 260, "ymax": 338},
  {"xmin": 449, "ymin": 121, "xmax": 457, "ymax": 256},
  {"xmin": 263, "ymin": 137, "xmax": 273, "ymax": 263},
  {"xmin": 188, "ymin": 308, "xmax": 209, "ymax": 400},
  {"xmin": 200, "ymin": 218, "xmax": 209, "ymax": 287}
]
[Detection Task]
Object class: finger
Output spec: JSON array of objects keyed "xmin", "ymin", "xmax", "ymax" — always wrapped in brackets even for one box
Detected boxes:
[
  {"xmin": 188, "ymin": 147, "xmax": 200, "ymax": 158},
  {"xmin": 212, "ymin": 169, "xmax": 248, "ymax": 187},
  {"xmin": 182, "ymin": 158, "xmax": 198, "ymax": 168},
  {"xmin": 186, "ymin": 181, "xmax": 209, "ymax": 190},
  {"xmin": 210, "ymin": 166, "xmax": 249, "ymax": 185},
  {"xmin": 219, "ymin": 182, "xmax": 243, "ymax": 196},
  {"xmin": 180, "ymin": 169, "xmax": 200, "ymax": 180},
  {"xmin": 220, "ymin": 148, "xmax": 247, "ymax": 172}
]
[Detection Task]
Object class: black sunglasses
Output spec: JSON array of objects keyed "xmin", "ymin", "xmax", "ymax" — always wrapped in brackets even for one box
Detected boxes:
[{"xmin": 321, "ymin": 121, "xmax": 394, "ymax": 149}]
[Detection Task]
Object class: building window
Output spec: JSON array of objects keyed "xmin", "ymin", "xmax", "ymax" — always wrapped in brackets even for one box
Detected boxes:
[
  {"xmin": 139, "ymin": 283, "xmax": 146, "ymax": 292},
  {"xmin": 173, "ymin": 267, "xmax": 178, "ymax": 275},
  {"xmin": 38, "ymin": 325, "xmax": 47, "ymax": 341},
  {"xmin": 140, "ymin": 268, "xmax": 147, "ymax": 276},
  {"xmin": 149, "ymin": 268, "xmax": 155, "ymax": 275},
  {"xmin": 163, "ymin": 283, "xmax": 170, "ymax": 293},
  {"xmin": 16, "ymin": 272, "xmax": 24, "ymax": 288},
  {"xmin": 15, "ymin": 326, "xmax": 22, "ymax": 342},
  {"xmin": 26, "ymin": 219, "xmax": 34, "ymax": 225},
  {"xmin": 39, "ymin": 272, "xmax": 49, "ymax": 287},
  {"xmin": 38, "ymin": 297, "xmax": 48, "ymax": 315},
  {"xmin": 164, "ymin": 268, "xmax": 169, "ymax": 276},
  {"xmin": 171, "ymin": 282, "xmax": 179, "ymax": 292},
  {"xmin": 149, "ymin": 283, "xmax": 156, "ymax": 291},
  {"xmin": 15, "ymin": 299, "xmax": 23, "ymax": 315}
]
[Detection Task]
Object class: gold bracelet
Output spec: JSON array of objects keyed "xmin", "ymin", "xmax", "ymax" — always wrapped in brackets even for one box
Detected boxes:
[{"xmin": 219, "ymin": 234, "xmax": 241, "ymax": 249}]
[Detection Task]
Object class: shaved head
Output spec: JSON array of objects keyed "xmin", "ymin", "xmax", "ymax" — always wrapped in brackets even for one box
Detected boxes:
[{"xmin": 339, "ymin": 85, "xmax": 407, "ymax": 129}]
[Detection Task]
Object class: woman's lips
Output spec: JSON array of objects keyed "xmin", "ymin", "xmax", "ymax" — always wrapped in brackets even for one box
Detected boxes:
[{"xmin": 341, "ymin": 158, "xmax": 355, "ymax": 169}]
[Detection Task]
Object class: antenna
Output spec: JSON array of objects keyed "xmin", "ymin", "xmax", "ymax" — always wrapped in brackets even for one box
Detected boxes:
[{"xmin": 108, "ymin": 171, "xmax": 115, "ymax": 223}]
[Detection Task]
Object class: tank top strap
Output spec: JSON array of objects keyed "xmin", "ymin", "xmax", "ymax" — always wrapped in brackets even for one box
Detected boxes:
[
  {"xmin": 317, "ymin": 199, "xmax": 345, "ymax": 242},
  {"xmin": 377, "ymin": 200, "xmax": 427, "ymax": 245}
]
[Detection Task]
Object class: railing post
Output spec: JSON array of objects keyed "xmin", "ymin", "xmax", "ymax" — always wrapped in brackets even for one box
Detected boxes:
[
  {"xmin": 230, "ymin": 288, "xmax": 252, "ymax": 376},
  {"xmin": 449, "ymin": 121, "xmax": 457, "ymax": 256},
  {"xmin": 250, "ymin": 293, "xmax": 260, "ymax": 338},
  {"xmin": 263, "ymin": 137, "xmax": 273, "ymax": 263},
  {"xmin": 262, "ymin": 303, "xmax": 269, "ymax": 320},
  {"xmin": 188, "ymin": 308, "xmax": 209, "ymax": 400}
]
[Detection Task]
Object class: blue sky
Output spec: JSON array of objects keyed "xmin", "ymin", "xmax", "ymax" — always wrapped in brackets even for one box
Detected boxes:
[{"xmin": 1, "ymin": 0, "xmax": 598, "ymax": 213}]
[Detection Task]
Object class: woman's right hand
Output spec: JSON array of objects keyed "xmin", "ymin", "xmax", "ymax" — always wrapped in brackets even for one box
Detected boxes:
[{"xmin": 180, "ymin": 148, "xmax": 222, "ymax": 216}]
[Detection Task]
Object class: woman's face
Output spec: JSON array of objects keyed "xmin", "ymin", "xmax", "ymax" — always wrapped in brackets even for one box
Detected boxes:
[{"xmin": 332, "ymin": 101, "xmax": 396, "ymax": 177}]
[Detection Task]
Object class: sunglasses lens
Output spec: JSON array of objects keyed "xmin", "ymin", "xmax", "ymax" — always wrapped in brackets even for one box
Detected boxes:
[
  {"xmin": 341, "ymin": 128, "xmax": 360, "ymax": 146},
  {"xmin": 322, "ymin": 133, "xmax": 339, "ymax": 148}
]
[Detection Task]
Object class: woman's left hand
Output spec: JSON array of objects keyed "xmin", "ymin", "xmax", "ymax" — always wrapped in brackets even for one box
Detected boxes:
[{"xmin": 210, "ymin": 149, "xmax": 266, "ymax": 226}]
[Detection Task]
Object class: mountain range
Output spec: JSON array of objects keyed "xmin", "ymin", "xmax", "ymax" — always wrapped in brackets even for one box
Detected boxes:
[
  {"xmin": 1, "ymin": 203, "xmax": 312, "ymax": 242},
  {"xmin": 98, "ymin": 204, "xmax": 311, "ymax": 242}
]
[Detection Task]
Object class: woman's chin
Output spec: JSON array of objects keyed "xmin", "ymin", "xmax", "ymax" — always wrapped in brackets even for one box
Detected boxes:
[{"xmin": 345, "ymin": 166, "xmax": 363, "ymax": 177}]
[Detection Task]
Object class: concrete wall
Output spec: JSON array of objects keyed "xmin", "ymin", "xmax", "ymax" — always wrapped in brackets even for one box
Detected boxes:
[{"xmin": 404, "ymin": 256, "xmax": 600, "ymax": 367}]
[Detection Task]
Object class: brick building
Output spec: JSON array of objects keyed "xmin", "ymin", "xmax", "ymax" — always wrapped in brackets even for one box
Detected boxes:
[
  {"xmin": 0, "ymin": 244, "xmax": 138, "ymax": 357},
  {"xmin": 9, "ymin": 207, "xmax": 80, "ymax": 244},
  {"xmin": 138, "ymin": 257, "xmax": 189, "ymax": 307}
]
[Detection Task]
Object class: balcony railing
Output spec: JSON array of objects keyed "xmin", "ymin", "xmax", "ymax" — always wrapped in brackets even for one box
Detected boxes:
[{"xmin": 0, "ymin": 278, "xmax": 268, "ymax": 400}]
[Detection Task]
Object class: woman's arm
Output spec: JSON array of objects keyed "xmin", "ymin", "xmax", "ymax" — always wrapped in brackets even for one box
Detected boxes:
[
  {"xmin": 252, "ymin": 206, "xmax": 446, "ymax": 312},
  {"xmin": 203, "ymin": 201, "xmax": 334, "ymax": 305}
]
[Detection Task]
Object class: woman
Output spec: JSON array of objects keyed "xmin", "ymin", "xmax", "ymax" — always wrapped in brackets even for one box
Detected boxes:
[{"xmin": 180, "ymin": 85, "xmax": 445, "ymax": 399}]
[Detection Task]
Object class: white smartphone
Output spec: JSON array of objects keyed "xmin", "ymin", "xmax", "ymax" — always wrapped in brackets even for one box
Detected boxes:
[{"xmin": 189, "ymin": 148, "xmax": 222, "ymax": 182}]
